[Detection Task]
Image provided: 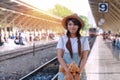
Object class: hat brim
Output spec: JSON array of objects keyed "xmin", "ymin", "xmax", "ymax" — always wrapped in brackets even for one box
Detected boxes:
[{"xmin": 62, "ymin": 14, "xmax": 85, "ymax": 29}]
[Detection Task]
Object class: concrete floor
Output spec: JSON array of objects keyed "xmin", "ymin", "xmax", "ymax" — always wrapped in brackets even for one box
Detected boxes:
[{"xmin": 85, "ymin": 36, "xmax": 120, "ymax": 80}]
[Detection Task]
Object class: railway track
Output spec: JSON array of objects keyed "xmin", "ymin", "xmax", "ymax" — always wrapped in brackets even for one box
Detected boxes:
[
  {"xmin": 0, "ymin": 36, "xmax": 96, "ymax": 80},
  {"xmin": 19, "ymin": 57, "xmax": 59, "ymax": 80},
  {"xmin": 0, "ymin": 42, "xmax": 57, "ymax": 62}
]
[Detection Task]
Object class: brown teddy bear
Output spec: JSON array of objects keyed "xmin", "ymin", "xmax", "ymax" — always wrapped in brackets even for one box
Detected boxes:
[
  {"xmin": 59, "ymin": 61, "xmax": 80, "ymax": 80},
  {"xmin": 68, "ymin": 61, "xmax": 79, "ymax": 77}
]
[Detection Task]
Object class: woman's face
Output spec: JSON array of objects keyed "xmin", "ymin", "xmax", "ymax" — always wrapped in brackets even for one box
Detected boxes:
[{"xmin": 67, "ymin": 20, "xmax": 79, "ymax": 34}]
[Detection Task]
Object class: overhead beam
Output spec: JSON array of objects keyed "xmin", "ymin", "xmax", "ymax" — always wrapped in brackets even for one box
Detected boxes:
[
  {"xmin": 6, "ymin": 14, "xmax": 21, "ymax": 27},
  {"xmin": 0, "ymin": 7, "xmax": 61, "ymax": 24}
]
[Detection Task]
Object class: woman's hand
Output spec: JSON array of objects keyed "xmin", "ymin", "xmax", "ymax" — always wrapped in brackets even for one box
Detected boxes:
[{"xmin": 74, "ymin": 73, "xmax": 80, "ymax": 80}]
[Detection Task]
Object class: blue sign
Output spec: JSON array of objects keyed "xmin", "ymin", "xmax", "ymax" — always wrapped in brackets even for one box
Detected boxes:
[{"xmin": 98, "ymin": 3, "xmax": 108, "ymax": 13}]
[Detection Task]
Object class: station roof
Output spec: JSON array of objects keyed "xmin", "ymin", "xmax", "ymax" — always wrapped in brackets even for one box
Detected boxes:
[
  {"xmin": 88, "ymin": 0, "xmax": 120, "ymax": 33},
  {"xmin": 0, "ymin": 0, "xmax": 62, "ymax": 30}
]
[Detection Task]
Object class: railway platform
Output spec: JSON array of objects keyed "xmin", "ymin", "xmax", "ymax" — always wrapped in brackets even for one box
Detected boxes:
[
  {"xmin": 85, "ymin": 36, "xmax": 120, "ymax": 80},
  {"xmin": 0, "ymin": 39, "xmax": 57, "ymax": 54}
]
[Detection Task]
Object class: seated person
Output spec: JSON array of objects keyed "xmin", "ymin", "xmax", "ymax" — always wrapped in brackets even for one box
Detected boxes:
[{"xmin": 14, "ymin": 36, "xmax": 19, "ymax": 45}]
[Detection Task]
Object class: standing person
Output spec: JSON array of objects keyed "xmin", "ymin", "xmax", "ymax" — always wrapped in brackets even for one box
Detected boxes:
[{"xmin": 57, "ymin": 14, "xmax": 90, "ymax": 80}]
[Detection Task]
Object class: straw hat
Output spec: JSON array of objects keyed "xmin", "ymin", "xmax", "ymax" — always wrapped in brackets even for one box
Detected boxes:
[{"xmin": 62, "ymin": 14, "xmax": 85, "ymax": 29}]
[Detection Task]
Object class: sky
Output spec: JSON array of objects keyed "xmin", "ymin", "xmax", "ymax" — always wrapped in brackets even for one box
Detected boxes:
[{"xmin": 19, "ymin": 0, "xmax": 96, "ymax": 27}]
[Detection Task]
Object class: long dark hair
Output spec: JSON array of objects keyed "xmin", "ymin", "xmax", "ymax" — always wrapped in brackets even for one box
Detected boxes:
[{"xmin": 65, "ymin": 18, "xmax": 82, "ymax": 58}]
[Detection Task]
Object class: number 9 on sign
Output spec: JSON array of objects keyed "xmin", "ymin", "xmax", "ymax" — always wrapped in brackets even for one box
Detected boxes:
[{"xmin": 98, "ymin": 3, "xmax": 108, "ymax": 13}]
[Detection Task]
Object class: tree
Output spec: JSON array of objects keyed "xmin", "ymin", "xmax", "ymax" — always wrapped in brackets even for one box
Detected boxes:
[
  {"xmin": 48, "ymin": 4, "xmax": 73, "ymax": 18},
  {"xmin": 79, "ymin": 15, "xmax": 91, "ymax": 35},
  {"xmin": 80, "ymin": 16, "xmax": 91, "ymax": 30}
]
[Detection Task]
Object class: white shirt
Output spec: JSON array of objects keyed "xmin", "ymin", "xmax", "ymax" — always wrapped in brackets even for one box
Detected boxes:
[{"xmin": 57, "ymin": 35, "xmax": 90, "ymax": 53}]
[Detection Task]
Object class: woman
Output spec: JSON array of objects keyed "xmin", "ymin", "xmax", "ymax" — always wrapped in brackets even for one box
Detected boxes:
[{"xmin": 57, "ymin": 14, "xmax": 90, "ymax": 80}]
